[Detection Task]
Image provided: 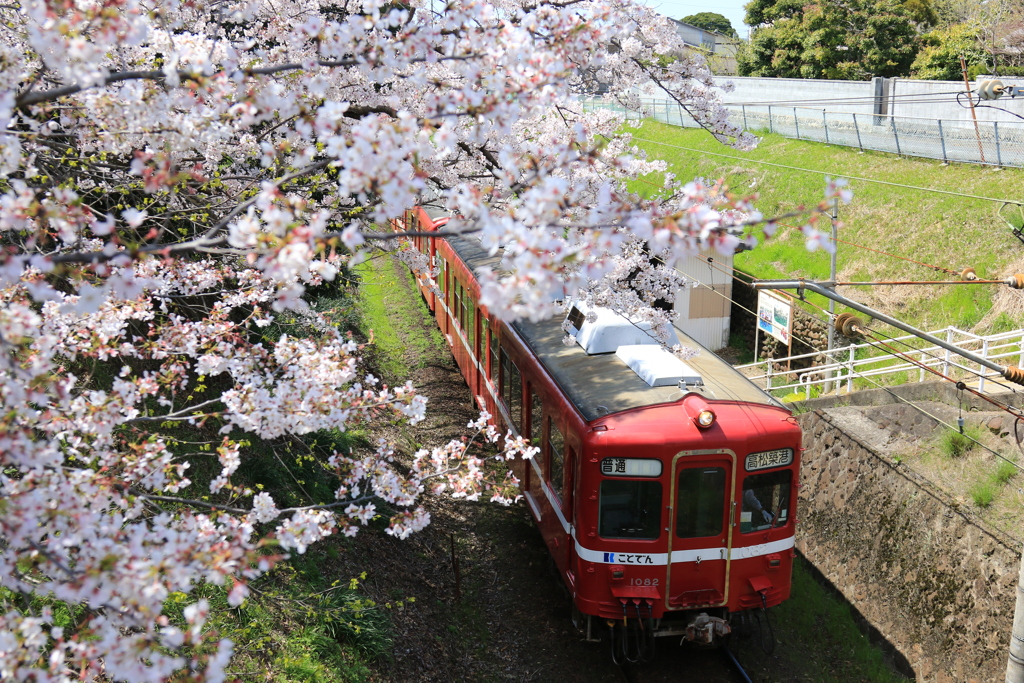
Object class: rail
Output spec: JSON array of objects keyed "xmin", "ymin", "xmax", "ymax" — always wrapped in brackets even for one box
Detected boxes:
[
  {"xmin": 582, "ymin": 97, "xmax": 1024, "ymax": 169},
  {"xmin": 735, "ymin": 326, "xmax": 1024, "ymax": 399}
]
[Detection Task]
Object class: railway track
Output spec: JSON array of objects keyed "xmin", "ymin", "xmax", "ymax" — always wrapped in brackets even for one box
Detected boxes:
[{"xmin": 615, "ymin": 643, "xmax": 753, "ymax": 683}]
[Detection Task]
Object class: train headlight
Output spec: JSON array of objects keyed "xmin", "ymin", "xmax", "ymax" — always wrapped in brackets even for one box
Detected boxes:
[{"xmin": 696, "ymin": 410, "xmax": 716, "ymax": 428}]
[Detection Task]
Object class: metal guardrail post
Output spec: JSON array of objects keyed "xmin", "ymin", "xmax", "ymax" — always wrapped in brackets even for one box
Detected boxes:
[
  {"xmin": 768, "ymin": 105, "xmax": 773, "ymax": 134},
  {"xmin": 847, "ymin": 347, "xmax": 855, "ymax": 394},
  {"xmin": 892, "ymin": 116, "xmax": 901, "ymax": 155},
  {"xmin": 938, "ymin": 120, "xmax": 948, "ymax": 164},
  {"xmin": 823, "ymin": 110, "xmax": 829, "ymax": 144},
  {"xmin": 943, "ymin": 328, "xmax": 952, "ymax": 376},
  {"xmin": 980, "ymin": 338, "xmax": 989, "ymax": 393},
  {"xmin": 766, "ymin": 362, "xmax": 773, "ymax": 391},
  {"xmin": 996, "ymin": 122, "xmax": 1003, "ymax": 168},
  {"xmin": 742, "ymin": 104, "xmax": 748, "ymax": 130},
  {"xmin": 853, "ymin": 113, "xmax": 863, "ymax": 151},
  {"xmin": 794, "ymin": 107, "xmax": 800, "ymax": 139}
]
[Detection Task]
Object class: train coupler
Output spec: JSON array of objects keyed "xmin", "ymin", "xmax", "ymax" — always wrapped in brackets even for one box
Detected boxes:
[{"xmin": 682, "ymin": 612, "xmax": 731, "ymax": 645}]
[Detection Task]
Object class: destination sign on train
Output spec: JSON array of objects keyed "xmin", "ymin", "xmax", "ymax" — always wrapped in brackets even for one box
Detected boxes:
[
  {"xmin": 745, "ymin": 448, "xmax": 794, "ymax": 472},
  {"xmin": 600, "ymin": 458, "xmax": 662, "ymax": 477}
]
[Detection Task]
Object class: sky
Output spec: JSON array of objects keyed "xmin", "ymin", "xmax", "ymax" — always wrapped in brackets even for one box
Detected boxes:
[{"xmin": 635, "ymin": 0, "xmax": 752, "ymax": 39}]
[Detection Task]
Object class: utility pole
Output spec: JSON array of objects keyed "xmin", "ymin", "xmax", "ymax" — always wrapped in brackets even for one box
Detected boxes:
[
  {"xmin": 961, "ymin": 55, "xmax": 987, "ymax": 164},
  {"xmin": 1009, "ymin": 549, "xmax": 1024, "ymax": 683}
]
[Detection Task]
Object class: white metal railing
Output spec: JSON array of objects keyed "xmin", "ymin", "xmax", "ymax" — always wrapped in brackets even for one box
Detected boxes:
[{"xmin": 736, "ymin": 327, "xmax": 1024, "ymax": 399}]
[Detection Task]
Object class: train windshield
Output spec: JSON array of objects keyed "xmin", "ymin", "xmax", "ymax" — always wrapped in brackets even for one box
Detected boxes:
[
  {"xmin": 741, "ymin": 470, "xmax": 791, "ymax": 533},
  {"xmin": 599, "ymin": 480, "xmax": 662, "ymax": 539},
  {"xmin": 675, "ymin": 467, "xmax": 726, "ymax": 538}
]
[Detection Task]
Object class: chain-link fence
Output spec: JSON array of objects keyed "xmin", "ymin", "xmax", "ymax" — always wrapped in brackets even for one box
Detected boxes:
[{"xmin": 583, "ymin": 98, "xmax": 1024, "ymax": 169}]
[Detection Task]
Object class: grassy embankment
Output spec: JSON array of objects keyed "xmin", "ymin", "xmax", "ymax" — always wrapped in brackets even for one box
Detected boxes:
[{"xmin": 628, "ymin": 120, "xmax": 1024, "ymax": 336}]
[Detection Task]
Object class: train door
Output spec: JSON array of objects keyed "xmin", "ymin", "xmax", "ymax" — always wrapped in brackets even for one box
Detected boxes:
[{"xmin": 664, "ymin": 450, "xmax": 735, "ymax": 612}]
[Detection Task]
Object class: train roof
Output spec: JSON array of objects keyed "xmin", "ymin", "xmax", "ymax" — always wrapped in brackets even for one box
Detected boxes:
[{"xmin": 445, "ymin": 233, "xmax": 784, "ymax": 423}]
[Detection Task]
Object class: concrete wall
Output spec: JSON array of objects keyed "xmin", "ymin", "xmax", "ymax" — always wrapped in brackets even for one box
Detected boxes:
[
  {"xmin": 713, "ymin": 76, "xmax": 879, "ymax": 115},
  {"xmin": 797, "ymin": 409, "xmax": 1021, "ymax": 682},
  {"xmin": 707, "ymin": 76, "xmax": 1024, "ymax": 125},
  {"xmin": 888, "ymin": 78, "xmax": 1024, "ymax": 124}
]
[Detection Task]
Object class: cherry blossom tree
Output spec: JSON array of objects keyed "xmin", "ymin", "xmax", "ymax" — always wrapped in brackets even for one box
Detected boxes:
[{"xmin": 0, "ymin": 0, "xmax": 848, "ymax": 679}]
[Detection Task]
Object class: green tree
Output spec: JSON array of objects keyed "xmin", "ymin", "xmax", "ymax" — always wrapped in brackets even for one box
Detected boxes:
[
  {"xmin": 681, "ymin": 12, "xmax": 738, "ymax": 37},
  {"xmin": 910, "ymin": 23, "xmax": 989, "ymax": 79},
  {"xmin": 738, "ymin": 0, "xmax": 923, "ymax": 79}
]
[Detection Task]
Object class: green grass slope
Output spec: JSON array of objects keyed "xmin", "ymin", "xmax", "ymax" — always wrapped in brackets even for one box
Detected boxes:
[{"xmin": 629, "ymin": 121, "xmax": 1024, "ymax": 334}]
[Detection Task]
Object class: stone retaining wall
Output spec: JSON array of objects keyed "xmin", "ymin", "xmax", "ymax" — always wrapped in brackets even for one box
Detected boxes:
[{"xmin": 797, "ymin": 409, "xmax": 1021, "ymax": 682}]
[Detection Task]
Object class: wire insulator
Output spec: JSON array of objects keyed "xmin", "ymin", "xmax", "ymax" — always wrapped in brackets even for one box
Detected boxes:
[
  {"xmin": 1005, "ymin": 274, "xmax": 1024, "ymax": 289},
  {"xmin": 960, "ymin": 268, "xmax": 977, "ymax": 281},
  {"xmin": 834, "ymin": 313, "xmax": 865, "ymax": 337},
  {"xmin": 1003, "ymin": 366, "xmax": 1024, "ymax": 385}
]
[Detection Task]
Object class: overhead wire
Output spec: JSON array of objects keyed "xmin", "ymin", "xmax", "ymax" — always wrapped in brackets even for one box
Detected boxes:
[{"xmin": 830, "ymin": 235, "xmax": 962, "ymax": 277}]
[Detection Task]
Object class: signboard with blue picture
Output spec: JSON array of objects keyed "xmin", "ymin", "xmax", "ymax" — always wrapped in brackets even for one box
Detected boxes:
[{"xmin": 757, "ymin": 290, "xmax": 791, "ymax": 345}]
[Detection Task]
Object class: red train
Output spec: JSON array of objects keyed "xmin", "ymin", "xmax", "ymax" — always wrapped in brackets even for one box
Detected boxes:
[{"xmin": 394, "ymin": 206, "xmax": 802, "ymax": 660}]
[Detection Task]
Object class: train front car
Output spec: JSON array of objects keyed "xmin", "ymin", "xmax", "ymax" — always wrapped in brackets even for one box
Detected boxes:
[{"xmin": 513, "ymin": 302, "xmax": 801, "ymax": 658}]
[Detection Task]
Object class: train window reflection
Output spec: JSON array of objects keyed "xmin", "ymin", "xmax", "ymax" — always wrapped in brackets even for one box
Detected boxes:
[
  {"xmin": 675, "ymin": 467, "xmax": 726, "ymax": 539},
  {"xmin": 530, "ymin": 390, "xmax": 543, "ymax": 448},
  {"xmin": 549, "ymin": 422, "xmax": 564, "ymax": 494},
  {"xmin": 500, "ymin": 350, "xmax": 522, "ymax": 430},
  {"xmin": 488, "ymin": 324, "xmax": 498, "ymax": 387},
  {"xmin": 741, "ymin": 470, "xmax": 790, "ymax": 533},
  {"xmin": 599, "ymin": 480, "xmax": 662, "ymax": 540}
]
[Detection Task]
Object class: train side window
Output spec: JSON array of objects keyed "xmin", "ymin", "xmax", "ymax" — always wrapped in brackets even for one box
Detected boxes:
[
  {"xmin": 548, "ymin": 421, "xmax": 564, "ymax": 494},
  {"xmin": 675, "ymin": 467, "xmax": 726, "ymax": 539},
  {"xmin": 467, "ymin": 298, "xmax": 476, "ymax": 355},
  {"xmin": 599, "ymin": 479, "xmax": 662, "ymax": 539},
  {"xmin": 500, "ymin": 349, "xmax": 522, "ymax": 430},
  {"xmin": 461, "ymin": 282, "xmax": 467, "ymax": 329},
  {"xmin": 741, "ymin": 470, "xmax": 791, "ymax": 533},
  {"xmin": 453, "ymin": 280, "xmax": 463, "ymax": 329},
  {"xmin": 481, "ymin": 317, "xmax": 489, "ymax": 373},
  {"xmin": 489, "ymin": 325, "xmax": 499, "ymax": 387},
  {"xmin": 440, "ymin": 259, "xmax": 448, "ymax": 300},
  {"xmin": 530, "ymin": 389, "xmax": 543, "ymax": 448}
]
